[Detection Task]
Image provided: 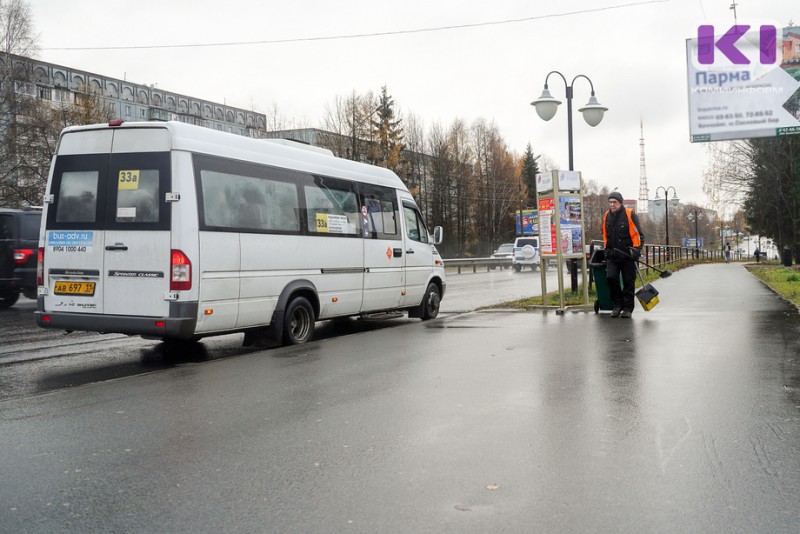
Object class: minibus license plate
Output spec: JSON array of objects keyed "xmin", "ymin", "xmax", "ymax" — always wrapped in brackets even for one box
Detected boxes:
[{"xmin": 54, "ymin": 281, "xmax": 96, "ymax": 296}]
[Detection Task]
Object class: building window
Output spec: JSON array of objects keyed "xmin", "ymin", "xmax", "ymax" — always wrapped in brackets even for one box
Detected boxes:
[
  {"xmin": 14, "ymin": 81, "xmax": 34, "ymax": 95},
  {"xmin": 54, "ymin": 88, "xmax": 69, "ymax": 103},
  {"xmin": 125, "ymin": 105, "xmax": 131, "ymax": 117},
  {"xmin": 37, "ymin": 85, "xmax": 52, "ymax": 100}
]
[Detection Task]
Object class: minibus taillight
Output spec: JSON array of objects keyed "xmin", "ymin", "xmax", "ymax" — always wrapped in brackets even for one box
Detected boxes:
[
  {"xmin": 170, "ymin": 249, "xmax": 192, "ymax": 291},
  {"xmin": 37, "ymin": 247, "xmax": 44, "ymax": 286}
]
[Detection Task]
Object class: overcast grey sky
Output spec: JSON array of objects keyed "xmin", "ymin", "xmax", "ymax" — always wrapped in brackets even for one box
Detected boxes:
[{"xmin": 29, "ymin": 0, "xmax": 797, "ymax": 208}]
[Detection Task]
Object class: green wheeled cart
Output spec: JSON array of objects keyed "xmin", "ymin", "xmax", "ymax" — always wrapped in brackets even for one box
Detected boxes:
[{"xmin": 588, "ymin": 247, "xmax": 618, "ymax": 314}]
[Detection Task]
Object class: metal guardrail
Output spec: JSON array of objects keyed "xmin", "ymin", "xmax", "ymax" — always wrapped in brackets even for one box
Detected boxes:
[{"xmin": 443, "ymin": 257, "xmax": 512, "ymax": 273}]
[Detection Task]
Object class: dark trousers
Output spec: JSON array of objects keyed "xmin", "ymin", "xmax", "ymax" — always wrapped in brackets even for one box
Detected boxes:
[{"xmin": 606, "ymin": 259, "xmax": 637, "ymax": 312}]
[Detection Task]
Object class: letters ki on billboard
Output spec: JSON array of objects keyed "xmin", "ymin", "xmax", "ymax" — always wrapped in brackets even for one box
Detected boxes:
[
  {"xmin": 686, "ymin": 24, "xmax": 800, "ymax": 142},
  {"xmin": 697, "ymin": 25, "xmax": 777, "ymax": 65}
]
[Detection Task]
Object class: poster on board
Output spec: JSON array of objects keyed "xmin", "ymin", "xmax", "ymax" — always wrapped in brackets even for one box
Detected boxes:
[
  {"xmin": 558, "ymin": 195, "xmax": 584, "ymax": 255},
  {"xmin": 538, "ymin": 198, "xmax": 555, "ymax": 255}
]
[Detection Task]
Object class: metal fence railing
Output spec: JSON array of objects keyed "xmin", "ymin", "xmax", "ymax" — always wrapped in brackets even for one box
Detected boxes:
[{"xmin": 443, "ymin": 244, "xmax": 738, "ymax": 274}]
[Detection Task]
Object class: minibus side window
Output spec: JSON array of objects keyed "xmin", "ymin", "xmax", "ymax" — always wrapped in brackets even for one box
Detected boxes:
[
  {"xmin": 200, "ymin": 170, "xmax": 238, "ymax": 228},
  {"xmin": 265, "ymin": 181, "xmax": 300, "ymax": 232},
  {"xmin": 55, "ymin": 171, "xmax": 99, "ymax": 223},
  {"xmin": 304, "ymin": 177, "xmax": 360, "ymax": 236},
  {"xmin": 360, "ymin": 185, "xmax": 398, "ymax": 240},
  {"xmin": 200, "ymin": 169, "xmax": 300, "ymax": 233},
  {"xmin": 403, "ymin": 204, "xmax": 429, "ymax": 244}
]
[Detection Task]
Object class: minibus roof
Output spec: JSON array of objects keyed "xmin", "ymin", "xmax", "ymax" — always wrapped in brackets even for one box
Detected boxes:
[{"xmin": 59, "ymin": 121, "xmax": 409, "ymax": 192}]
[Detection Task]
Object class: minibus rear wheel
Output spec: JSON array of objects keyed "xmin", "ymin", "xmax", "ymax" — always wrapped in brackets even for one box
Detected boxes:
[{"xmin": 283, "ymin": 296, "xmax": 315, "ymax": 345}]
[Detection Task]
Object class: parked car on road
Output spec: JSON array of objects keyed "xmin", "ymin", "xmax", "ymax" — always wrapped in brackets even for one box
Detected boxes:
[
  {"xmin": 0, "ymin": 208, "xmax": 42, "ymax": 308},
  {"xmin": 512, "ymin": 236, "xmax": 540, "ymax": 272}
]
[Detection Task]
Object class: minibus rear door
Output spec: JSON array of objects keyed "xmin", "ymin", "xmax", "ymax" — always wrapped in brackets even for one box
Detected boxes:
[{"xmin": 101, "ymin": 151, "xmax": 172, "ymax": 317}]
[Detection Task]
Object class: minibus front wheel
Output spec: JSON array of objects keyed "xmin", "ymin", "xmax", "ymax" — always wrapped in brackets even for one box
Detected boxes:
[
  {"xmin": 420, "ymin": 282, "xmax": 441, "ymax": 320},
  {"xmin": 283, "ymin": 296, "xmax": 315, "ymax": 345}
]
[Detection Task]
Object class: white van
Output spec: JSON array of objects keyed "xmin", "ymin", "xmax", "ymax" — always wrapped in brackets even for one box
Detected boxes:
[{"xmin": 35, "ymin": 121, "xmax": 445, "ymax": 345}]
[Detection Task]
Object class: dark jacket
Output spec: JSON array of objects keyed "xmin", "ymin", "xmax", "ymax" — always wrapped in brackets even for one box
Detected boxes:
[{"xmin": 602, "ymin": 207, "xmax": 643, "ymax": 260}]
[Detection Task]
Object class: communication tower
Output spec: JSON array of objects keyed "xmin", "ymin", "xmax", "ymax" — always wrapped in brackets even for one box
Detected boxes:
[{"xmin": 637, "ymin": 119, "xmax": 649, "ymax": 213}]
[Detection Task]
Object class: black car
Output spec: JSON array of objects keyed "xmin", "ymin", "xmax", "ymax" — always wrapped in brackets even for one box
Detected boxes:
[{"xmin": 0, "ymin": 208, "xmax": 42, "ymax": 308}]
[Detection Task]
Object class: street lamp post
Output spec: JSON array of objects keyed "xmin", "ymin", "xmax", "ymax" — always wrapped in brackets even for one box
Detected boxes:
[
  {"xmin": 530, "ymin": 71, "xmax": 608, "ymax": 172},
  {"xmin": 531, "ymin": 71, "xmax": 607, "ymax": 299},
  {"xmin": 687, "ymin": 209, "xmax": 704, "ymax": 259},
  {"xmin": 653, "ymin": 186, "xmax": 679, "ymax": 247}
]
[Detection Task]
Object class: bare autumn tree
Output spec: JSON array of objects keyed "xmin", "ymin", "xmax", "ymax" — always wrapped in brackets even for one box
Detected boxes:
[
  {"xmin": 403, "ymin": 112, "xmax": 426, "ymax": 204},
  {"xmin": 426, "ymin": 122, "xmax": 455, "ymax": 255},
  {"xmin": 321, "ymin": 94, "xmax": 355, "ymax": 158},
  {"xmin": 15, "ymin": 84, "xmax": 115, "ymax": 205},
  {"xmin": 0, "ymin": 0, "xmax": 35, "ymax": 57},
  {"xmin": 471, "ymin": 119, "xmax": 517, "ymax": 254},
  {"xmin": 0, "ymin": 0, "xmax": 38, "ymax": 206},
  {"xmin": 704, "ymin": 136, "xmax": 800, "ymax": 260},
  {"xmin": 702, "ymin": 141, "xmax": 749, "ymax": 219},
  {"xmin": 448, "ymin": 119, "xmax": 473, "ymax": 256},
  {"xmin": 581, "ymin": 179, "xmax": 611, "ymax": 244}
]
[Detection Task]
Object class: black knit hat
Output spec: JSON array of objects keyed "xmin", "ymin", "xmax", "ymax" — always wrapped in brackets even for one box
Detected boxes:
[{"xmin": 608, "ymin": 191, "xmax": 623, "ymax": 203}]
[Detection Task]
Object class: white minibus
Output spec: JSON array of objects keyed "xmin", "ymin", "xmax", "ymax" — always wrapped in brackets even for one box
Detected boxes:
[{"xmin": 35, "ymin": 121, "xmax": 445, "ymax": 345}]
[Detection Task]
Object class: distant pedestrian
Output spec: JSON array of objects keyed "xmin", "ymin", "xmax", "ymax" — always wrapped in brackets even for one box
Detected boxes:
[
  {"xmin": 602, "ymin": 191, "xmax": 644, "ymax": 318},
  {"xmin": 724, "ymin": 242, "xmax": 732, "ymax": 263},
  {"xmin": 754, "ymin": 246, "xmax": 761, "ymax": 263}
]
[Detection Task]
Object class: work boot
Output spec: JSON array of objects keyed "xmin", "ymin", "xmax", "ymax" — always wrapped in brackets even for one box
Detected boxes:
[
  {"xmin": 620, "ymin": 310, "xmax": 632, "ymax": 318},
  {"xmin": 610, "ymin": 308, "xmax": 621, "ymax": 318}
]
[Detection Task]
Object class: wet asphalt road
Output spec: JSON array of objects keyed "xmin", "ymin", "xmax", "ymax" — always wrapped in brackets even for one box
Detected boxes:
[
  {"xmin": 0, "ymin": 267, "xmax": 559, "ymax": 401},
  {"xmin": 1, "ymin": 263, "xmax": 799, "ymax": 532}
]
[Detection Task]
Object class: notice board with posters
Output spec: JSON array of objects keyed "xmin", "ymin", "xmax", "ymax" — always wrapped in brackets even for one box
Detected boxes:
[
  {"xmin": 535, "ymin": 169, "xmax": 590, "ymax": 309},
  {"xmin": 538, "ymin": 196, "xmax": 584, "ymax": 257}
]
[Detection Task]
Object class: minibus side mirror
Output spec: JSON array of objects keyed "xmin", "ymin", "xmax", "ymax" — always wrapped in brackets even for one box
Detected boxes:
[{"xmin": 433, "ymin": 226, "xmax": 443, "ymax": 245}]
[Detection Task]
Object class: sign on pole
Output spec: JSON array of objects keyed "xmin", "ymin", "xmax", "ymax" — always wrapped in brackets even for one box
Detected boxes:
[{"xmin": 686, "ymin": 24, "xmax": 800, "ymax": 142}]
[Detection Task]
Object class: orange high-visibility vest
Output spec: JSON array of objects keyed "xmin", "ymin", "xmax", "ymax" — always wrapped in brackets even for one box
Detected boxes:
[{"xmin": 602, "ymin": 207, "xmax": 641, "ymax": 248}]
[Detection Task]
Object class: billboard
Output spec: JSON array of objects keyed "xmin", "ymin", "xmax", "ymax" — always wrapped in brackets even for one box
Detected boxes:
[
  {"xmin": 686, "ymin": 24, "xmax": 800, "ymax": 142},
  {"xmin": 515, "ymin": 209, "xmax": 538, "ymax": 235}
]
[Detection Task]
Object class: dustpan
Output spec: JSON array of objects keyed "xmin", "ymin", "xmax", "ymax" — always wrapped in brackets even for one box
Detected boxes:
[{"xmin": 635, "ymin": 267, "xmax": 660, "ymax": 311}]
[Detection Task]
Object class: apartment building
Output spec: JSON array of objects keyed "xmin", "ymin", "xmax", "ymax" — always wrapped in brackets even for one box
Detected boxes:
[{"xmin": 1, "ymin": 53, "xmax": 267, "ymax": 137}]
